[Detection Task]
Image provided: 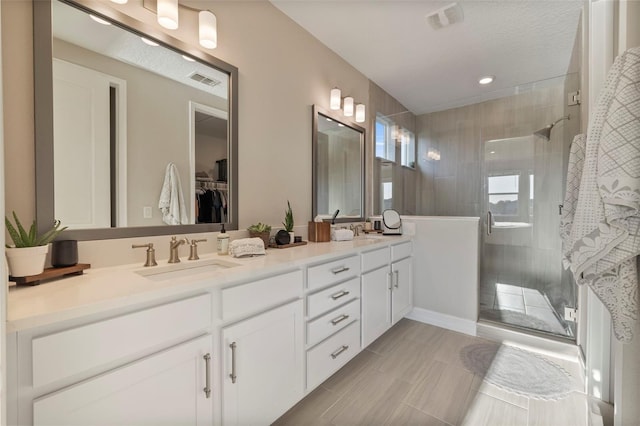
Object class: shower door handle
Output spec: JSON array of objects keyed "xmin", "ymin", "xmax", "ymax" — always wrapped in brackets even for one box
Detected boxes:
[{"xmin": 486, "ymin": 211, "xmax": 493, "ymax": 235}]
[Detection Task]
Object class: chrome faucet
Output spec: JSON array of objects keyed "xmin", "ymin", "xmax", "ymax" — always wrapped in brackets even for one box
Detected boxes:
[
  {"xmin": 350, "ymin": 224, "xmax": 364, "ymax": 237},
  {"xmin": 168, "ymin": 236, "xmax": 188, "ymax": 263}
]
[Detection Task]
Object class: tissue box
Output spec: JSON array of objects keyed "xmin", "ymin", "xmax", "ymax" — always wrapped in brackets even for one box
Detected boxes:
[{"xmin": 308, "ymin": 221, "xmax": 330, "ymax": 242}]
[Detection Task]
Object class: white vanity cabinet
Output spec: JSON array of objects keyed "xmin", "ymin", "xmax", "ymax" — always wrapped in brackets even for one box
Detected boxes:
[
  {"xmin": 304, "ymin": 255, "xmax": 361, "ymax": 391},
  {"xmin": 12, "ymin": 294, "xmax": 215, "ymax": 426},
  {"xmin": 361, "ymin": 241, "xmax": 413, "ymax": 348},
  {"xmin": 221, "ymin": 270, "xmax": 304, "ymax": 425}
]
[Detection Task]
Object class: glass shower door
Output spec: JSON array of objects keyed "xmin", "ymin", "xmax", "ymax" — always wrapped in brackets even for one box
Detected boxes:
[{"xmin": 480, "ymin": 135, "xmax": 577, "ymax": 339}]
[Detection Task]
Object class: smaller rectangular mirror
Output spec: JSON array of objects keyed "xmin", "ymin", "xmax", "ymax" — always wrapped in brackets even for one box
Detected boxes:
[{"xmin": 312, "ymin": 105, "xmax": 365, "ymax": 223}]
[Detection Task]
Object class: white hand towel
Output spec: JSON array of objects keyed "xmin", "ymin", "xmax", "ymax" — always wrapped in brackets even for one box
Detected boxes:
[
  {"xmin": 332, "ymin": 229, "xmax": 354, "ymax": 241},
  {"xmin": 229, "ymin": 238, "xmax": 266, "ymax": 258},
  {"xmin": 158, "ymin": 162, "xmax": 188, "ymax": 225}
]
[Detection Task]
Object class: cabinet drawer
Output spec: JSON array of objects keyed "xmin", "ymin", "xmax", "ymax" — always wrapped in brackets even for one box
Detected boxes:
[
  {"xmin": 32, "ymin": 294, "xmax": 211, "ymax": 388},
  {"xmin": 222, "ymin": 270, "xmax": 302, "ymax": 321},
  {"xmin": 361, "ymin": 247, "xmax": 390, "ymax": 273},
  {"xmin": 307, "ymin": 255, "xmax": 360, "ymax": 291},
  {"xmin": 391, "ymin": 241, "xmax": 412, "ymax": 262},
  {"xmin": 306, "ymin": 321, "xmax": 360, "ymax": 390},
  {"xmin": 307, "ymin": 299, "xmax": 360, "ymax": 346},
  {"xmin": 307, "ymin": 277, "xmax": 360, "ymax": 319}
]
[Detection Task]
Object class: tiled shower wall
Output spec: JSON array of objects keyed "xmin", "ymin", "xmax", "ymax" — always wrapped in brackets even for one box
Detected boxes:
[{"xmin": 414, "ymin": 74, "xmax": 582, "ymax": 329}]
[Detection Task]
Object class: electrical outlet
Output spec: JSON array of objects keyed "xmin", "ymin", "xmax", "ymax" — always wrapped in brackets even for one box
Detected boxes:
[{"xmin": 143, "ymin": 206, "xmax": 152, "ymax": 219}]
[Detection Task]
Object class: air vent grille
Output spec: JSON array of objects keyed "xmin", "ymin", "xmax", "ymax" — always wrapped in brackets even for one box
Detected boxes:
[
  {"xmin": 189, "ymin": 72, "xmax": 222, "ymax": 88},
  {"xmin": 426, "ymin": 3, "xmax": 464, "ymax": 30}
]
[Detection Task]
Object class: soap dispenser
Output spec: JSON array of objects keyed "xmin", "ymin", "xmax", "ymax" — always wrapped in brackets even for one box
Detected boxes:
[{"xmin": 217, "ymin": 224, "xmax": 230, "ymax": 255}]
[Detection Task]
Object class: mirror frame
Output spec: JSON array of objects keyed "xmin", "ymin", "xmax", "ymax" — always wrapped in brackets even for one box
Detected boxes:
[
  {"xmin": 34, "ymin": 0, "xmax": 239, "ymax": 240},
  {"xmin": 312, "ymin": 104, "xmax": 365, "ymax": 224}
]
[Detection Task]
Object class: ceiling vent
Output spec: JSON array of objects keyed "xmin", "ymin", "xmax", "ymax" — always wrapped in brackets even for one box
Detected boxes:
[
  {"xmin": 189, "ymin": 72, "xmax": 222, "ymax": 88},
  {"xmin": 426, "ymin": 3, "xmax": 464, "ymax": 30}
]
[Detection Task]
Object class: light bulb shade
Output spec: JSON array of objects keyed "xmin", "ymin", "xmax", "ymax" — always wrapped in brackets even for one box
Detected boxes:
[
  {"xmin": 330, "ymin": 88, "xmax": 341, "ymax": 110},
  {"xmin": 157, "ymin": 0, "xmax": 179, "ymax": 30},
  {"xmin": 199, "ymin": 11, "xmax": 217, "ymax": 49},
  {"xmin": 343, "ymin": 97, "xmax": 354, "ymax": 116},
  {"xmin": 355, "ymin": 103, "xmax": 366, "ymax": 122},
  {"xmin": 109, "ymin": 0, "xmax": 128, "ymax": 4}
]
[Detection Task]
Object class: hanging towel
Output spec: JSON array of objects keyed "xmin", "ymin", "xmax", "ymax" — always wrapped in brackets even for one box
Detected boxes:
[
  {"xmin": 158, "ymin": 162, "xmax": 188, "ymax": 225},
  {"xmin": 567, "ymin": 47, "xmax": 640, "ymax": 343},
  {"xmin": 561, "ymin": 134, "xmax": 587, "ymax": 269}
]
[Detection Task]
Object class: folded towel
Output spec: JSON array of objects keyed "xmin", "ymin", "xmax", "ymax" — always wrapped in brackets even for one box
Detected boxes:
[
  {"xmin": 332, "ymin": 229, "xmax": 354, "ymax": 241},
  {"xmin": 567, "ymin": 47, "xmax": 640, "ymax": 343},
  {"xmin": 158, "ymin": 162, "xmax": 188, "ymax": 225},
  {"xmin": 229, "ymin": 238, "xmax": 266, "ymax": 258}
]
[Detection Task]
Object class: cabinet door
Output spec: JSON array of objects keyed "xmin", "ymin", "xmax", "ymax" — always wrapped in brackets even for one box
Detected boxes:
[
  {"xmin": 222, "ymin": 300, "xmax": 304, "ymax": 425},
  {"xmin": 33, "ymin": 335, "xmax": 213, "ymax": 426},
  {"xmin": 361, "ymin": 266, "xmax": 391, "ymax": 348},
  {"xmin": 392, "ymin": 257, "xmax": 413, "ymax": 324}
]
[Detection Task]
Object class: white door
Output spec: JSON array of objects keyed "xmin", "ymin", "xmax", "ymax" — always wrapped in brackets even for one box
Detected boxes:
[
  {"xmin": 392, "ymin": 257, "xmax": 413, "ymax": 324},
  {"xmin": 222, "ymin": 300, "xmax": 304, "ymax": 425},
  {"xmin": 52, "ymin": 59, "xmax": 112, "ymax": 229},
  {"xmin": 33, "ymin": 335, "xmax": 213, "ymax": 426},
  {"xmin": 361, "ymin": 266, "xmax": 391, "ymax": 348}
]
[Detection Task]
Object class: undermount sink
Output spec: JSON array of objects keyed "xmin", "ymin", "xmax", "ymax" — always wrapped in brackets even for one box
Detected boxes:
[{"xmin": 135, "ymin": 258, "xmax": 241, "ymax": 282}]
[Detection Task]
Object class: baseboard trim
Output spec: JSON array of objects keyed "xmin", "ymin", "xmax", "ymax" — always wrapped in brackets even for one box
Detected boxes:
[{"xmin": 406, "ymin": 307, "xmax": 477, "ymax": 336}]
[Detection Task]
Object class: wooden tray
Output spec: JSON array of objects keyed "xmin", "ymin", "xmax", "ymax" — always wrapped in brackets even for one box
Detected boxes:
[
  {"xmin": 9, "ymin": 263, "xmax": 91, "ymax": 286},
  {"xmin": 363, "ymin": 229, "xmax": 383, "ymax": 234},
  {"xmin": 269, "ymin": 241, "xmax": 308, "ymax": 249}
]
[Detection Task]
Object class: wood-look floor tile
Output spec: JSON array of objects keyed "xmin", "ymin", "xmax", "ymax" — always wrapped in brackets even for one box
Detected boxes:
[
  {"xmin": 406, "ymin": 362, "xmax": 475, "ymax": 425},
  {"xmin": 273, "ymin": 386, "xmax": 339, "ymax": 426},
  {"xmin": 459, "ymin": 392, "xmax": 528, "ymax": 426},
  {"xmin": 367, "ymin": 319, "xmax": 419, "ymax": 355},
  {"xmin": 323, "ymin": 370, "xmax": 411, "ymax": 425},
  {"xmin": 432, "ymin": 330, "xmax": 480, "ymax": 368},
  {"xmin": 320, "ymin": 349, "xmax": 382, "ymax": 396},
  {"xmin": 375, "ymin": 338, "xmax": 438, "ymax": 384},
  {"xmin": 385, "ymin": 404, "xmax": 450, "ymax": 426},
  {"xmin": 399, "ymin": 319, "xmax": 446, "ymax": 345},
  {"xmin": 527, "ymin": 391, "xmax": 589, "ymax": 426},
  {"xmin": 473, "ymin": 376, "xmax": 530, "ymax": 409}
]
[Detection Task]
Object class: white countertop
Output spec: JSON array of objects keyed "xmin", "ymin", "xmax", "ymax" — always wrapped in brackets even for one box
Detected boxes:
[{"xmin": 7, "ymin": 236, "xmax": 410, "ymax": 333}]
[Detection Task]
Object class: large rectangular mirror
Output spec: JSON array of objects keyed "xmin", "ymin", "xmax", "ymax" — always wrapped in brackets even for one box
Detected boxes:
[
  {"xmin": 34, "ymin": 0, "xmax": 238, "ymax": 240},
  {"xmin": 312, "ymin": 105, "xmax": 365, "ymax": 223}
]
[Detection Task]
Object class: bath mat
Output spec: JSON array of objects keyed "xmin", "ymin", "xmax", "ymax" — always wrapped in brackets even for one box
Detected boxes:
[{"xmin": 460, "ymin": 343, "xmax": 574, "ymax": 400}]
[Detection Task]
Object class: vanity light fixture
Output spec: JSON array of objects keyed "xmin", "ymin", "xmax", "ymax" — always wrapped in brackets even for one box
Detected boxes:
[
  {"xmin": 330, "ymin": 88, "xmax": 342, "ymax": 110},
  {"xmin": 426, "ymin": 149, "xmax": 441, "ymax": 161},
  {"xmin": 109, "ymin": 0, "xmax": 128, "ymax": 4},
  {"xmin": 89, "ymin": 15, "xmax": 111, "ymax": 25},
  {"xmin": 355, "ymin": 103, "xmax": 366, "ymax": 123},
  {"xmin": 478, "ymin": 75, "xmax": 495, "ymax": 85},
  {"xmin": 157, "ymin": 0, "xmax": 179, "ymax": 30},
  {"xmin": 141, "ymin": 37, "xmax": 160, "ymax": 46},
  {"xmin": 343, "ymin": 96, "xmax": 354, "ymax": 117},
  {"xmin": 182, "ymin": 54, "xmax": 196, "ymax": 62},
  {"xmin": 199, "ymin": 11, "xmax": 217, "ymax": 49}
]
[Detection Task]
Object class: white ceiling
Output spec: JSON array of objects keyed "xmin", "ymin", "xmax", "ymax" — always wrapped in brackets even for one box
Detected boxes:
[{"xmin": 271, "ymin": 0, "xmax": 583, "ymax": 115}]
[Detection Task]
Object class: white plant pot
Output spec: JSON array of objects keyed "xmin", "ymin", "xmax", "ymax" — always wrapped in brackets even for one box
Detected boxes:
[
  {"xmin": 5, "ymin": 245, "xmax": 49, "ymax": 277},
  {"xmin": 289, "ymin": 232, "xmax": 295, "ymax": 244}
]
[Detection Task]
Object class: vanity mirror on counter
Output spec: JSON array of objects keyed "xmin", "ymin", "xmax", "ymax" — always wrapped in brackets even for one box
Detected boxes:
[
  {"xmin": 312, "ymin": 105, "xmax": 365, "ymax": 223},
  {"xmin": 34, "ymin": 0, "xmax": 238, "ymax": 240}
]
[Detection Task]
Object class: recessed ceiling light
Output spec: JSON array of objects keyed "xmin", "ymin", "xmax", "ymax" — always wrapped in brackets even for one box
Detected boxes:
[
  {"xmin": 182, "ymin": 55, "xmax": 196, "ymax": 62},
  {"xmin": 141, "ymin": 37, "xmax": 159, "ymax": 47},
  {"xmin": 89, "ymin": 15, "xmax": 111, "ymax": 25},
  {"xmin": 479, "ymin": 76, "xmax": 495, "ymax": 85},
  {"xmin": 490, "ymin": 151, "xmax": 496, "ymax": 154}
]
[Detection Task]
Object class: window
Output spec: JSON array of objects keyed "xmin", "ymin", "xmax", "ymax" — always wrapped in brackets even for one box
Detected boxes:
[
  {"xmin": 488, "ymin": 174, "xmax": 519, "ymax": 215},
  {"xmin": 375, "ymin": 115, "xmax": 395, "ymax": 162},
  {"xmin": 400, "ymin": 130, "xmax": 415, "ymax": 168}
]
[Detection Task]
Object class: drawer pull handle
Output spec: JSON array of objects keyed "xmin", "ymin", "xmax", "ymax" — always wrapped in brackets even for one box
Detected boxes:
[
  {"xmin": 331, "ymin": 290, "xmax": 350, "ymax": 300},
  {"xmin": 229, "ymin": 342, "xmax": 237, "ymax": 384},
  {"xmin": 331, "ymin": 266, "xmax": 350, "ymax": 274},
  {"xmin": 330, "ymin": 345, "xmax": 349, "ymax": 359},
  {"xmin": 203, "ymin": 353, "xmax": 212, "ymax": 398},
  {"xmin": 394, "ymin": 270, "xmax": 400, "ymax": 289},
  {"xmin": 331, "ymin": 314, "xmax": 350, "ymax": 325}
]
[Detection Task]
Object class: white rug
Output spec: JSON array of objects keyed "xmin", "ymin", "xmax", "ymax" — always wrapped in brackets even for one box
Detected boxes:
[{"xmin": 460, "ymin": 343, "xmax": 574, "ymax": 400}]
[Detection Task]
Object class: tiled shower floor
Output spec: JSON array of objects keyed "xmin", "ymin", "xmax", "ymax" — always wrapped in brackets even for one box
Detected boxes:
[{"xmin": 480, "ymin": 283, "xmax": 571, "ymax": 337}]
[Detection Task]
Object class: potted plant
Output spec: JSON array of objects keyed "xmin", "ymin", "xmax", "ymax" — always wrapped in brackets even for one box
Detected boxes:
[
  {"xmin": 5, "ymin": 212, "xmax": 67, "ymax": 277},
  {"xmin": 282, "ymin": 201, "xmax": 294, "ymax": 243},
  {"xmin": 247, "ymin": 222, "xmax": 272, "ymax": 249}
]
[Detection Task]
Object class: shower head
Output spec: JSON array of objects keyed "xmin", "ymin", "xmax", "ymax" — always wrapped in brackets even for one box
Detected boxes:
[{"xmin": 534, "ymin": 115, "xmax": 570, "ymax": 140}]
